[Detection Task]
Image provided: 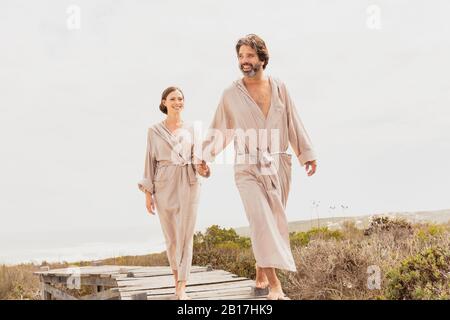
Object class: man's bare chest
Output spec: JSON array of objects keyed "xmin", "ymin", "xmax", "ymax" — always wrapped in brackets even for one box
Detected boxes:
[{"xmin": 246, "ymin": 85, "xmax": 272, "ymax": 117}]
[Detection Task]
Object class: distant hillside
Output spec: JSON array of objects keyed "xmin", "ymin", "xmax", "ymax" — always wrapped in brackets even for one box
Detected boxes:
[{"xmin": 234, "ymin": 209, "xmax": 450, "ymax": 237}]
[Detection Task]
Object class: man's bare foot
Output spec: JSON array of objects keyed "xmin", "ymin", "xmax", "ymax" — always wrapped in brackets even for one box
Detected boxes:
[
  {"xmin": 267, "ymin": 285, "xmax": 290, "ymax": 300},
  {"xmin": 255, "ymin": 263, "xmax": 269, "ymax": 289}
]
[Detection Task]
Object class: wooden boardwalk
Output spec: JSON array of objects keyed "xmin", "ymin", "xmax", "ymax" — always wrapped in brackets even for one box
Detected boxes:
[{"xmin": 34, "ymin": 265, "xmax": 268, "ymax": 300}]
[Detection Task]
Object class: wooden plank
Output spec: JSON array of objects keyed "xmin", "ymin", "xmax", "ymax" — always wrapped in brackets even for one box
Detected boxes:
[
  {"xmin": 130, "ymin": 280, "xmax": 254, "ymax": 300},
  {"xmin": 118, "ymin": 278, "xmax": 250, "ymax": 297},
  {"xmin": 119, "ymin": 280, "xmax": 250, "ymax": 299},
  {"xmin": 130, "ymin": 292, "xmax": 148, "ymax": 300},
  {"xmin": 34, "ymin": 265, "xmax": 207, "ymax": 277},
  {"xmin": 115, "ymin": 269, "xmax": 223, "ymax": 284},
  {"xmin": 34, "ymin": 265, "xmax": 142, "ymax": 276},
  {"xmin": 42, "ymin": 283, "xmax": 78, "ymax": 300},
  {"xmin": 116, "ymin": 272, "xmax": 245, "ymax": 292},
  {"xmin": 143, "ymin": 280, "xmax": 255, "ymax": 297},
  {"xmin": 116, "ymin": 270, "xmax": 235, "ymax": 286},
  {"xmin": 147, "ymin": 287, "xmax": 255, "ymax": 300},
  {"xmin": 35, "ymin": 265, "xmax": 261, "ymax": 300},
  {"xmin": 40, "ymin": 275, "xmax": 117, "ymax": 287},
  {"xmin": 118, "ymin": 266, "xmax": 209, "ymax": 279},
  {"xmin": 80, "ymin": 289, "xmax": 120, "ymax": 300},
  {"xmin": 40, "ymin": 280, "xmax": 52, "ymax": 300},
  {"xmin": 146, "ymin": 280, "xmax": 254, "ymax": 295}
]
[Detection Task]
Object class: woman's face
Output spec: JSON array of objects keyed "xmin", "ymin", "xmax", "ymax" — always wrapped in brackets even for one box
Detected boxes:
[{"xmin": 163, "ymin": 90, "xmax": 184, "ymax": 115}]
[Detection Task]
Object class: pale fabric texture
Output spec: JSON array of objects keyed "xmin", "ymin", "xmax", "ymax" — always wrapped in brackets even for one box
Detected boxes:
[
  {"xmin": 138, "ymin": 122, "xmax": 200, "ymax": 281},
  {"xmin": 201, "ymin": 76, "xmax": 317, "ymax": 272}
]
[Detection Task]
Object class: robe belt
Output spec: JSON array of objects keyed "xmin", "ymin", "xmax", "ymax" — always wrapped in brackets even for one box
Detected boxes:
[
  {"xmin": 236, "ymin": 150, "xmax": 291, "ymax": 191},
  {"xmin": 156, "ymin": 160, "xmax": 198, "ymax": 185}
]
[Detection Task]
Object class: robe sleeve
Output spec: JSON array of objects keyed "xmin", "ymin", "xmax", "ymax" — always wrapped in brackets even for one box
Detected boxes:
[
  {"xmin": 201, "ymin": 93, "xmax": 235, "ymax": 163},
  {"xmin": 191, "ymin": 126, "xmax": 211, "ymax": 177},
  {"xmin": 280, "ymin": 82, "xmax": 317, "ymax": 166},
  {"xmin": 138, "ymin": 129, "xmax": 157, "ymax": 194}
]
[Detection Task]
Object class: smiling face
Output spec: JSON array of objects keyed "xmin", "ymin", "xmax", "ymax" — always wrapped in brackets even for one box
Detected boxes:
[
  {"xmin": 162, "ymin": 89, "xmax": 184, "ymax": 115},
  {"xmin": 238, "ymin": 45, "xmax": 264, "ymax": 77}
]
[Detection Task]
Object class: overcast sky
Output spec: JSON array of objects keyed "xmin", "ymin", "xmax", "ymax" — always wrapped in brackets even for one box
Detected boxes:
[{"xmin": 1, "ymin": 0, "xmax": 449, "ymax": 264}]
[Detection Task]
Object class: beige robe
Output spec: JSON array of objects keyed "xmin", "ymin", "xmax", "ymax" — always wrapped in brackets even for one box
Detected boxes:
[
  {"xmin": 138, "ymin": 122, "xmax": 200, "ymax": 281},
  {"xmin": 202, "ymin": 76, "xmax": 316, "ymax": 272}
]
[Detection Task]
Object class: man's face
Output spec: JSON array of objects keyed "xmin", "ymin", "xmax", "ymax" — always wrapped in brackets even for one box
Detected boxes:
[{"xmin": 238, "ymin": 45, "xmax": 263, "ymax": 77}]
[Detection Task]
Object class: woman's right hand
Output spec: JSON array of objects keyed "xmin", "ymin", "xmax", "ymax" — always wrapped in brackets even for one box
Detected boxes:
[{"xmin": 145, "ymin": 191, "xmax": 156, "ymax": 215}]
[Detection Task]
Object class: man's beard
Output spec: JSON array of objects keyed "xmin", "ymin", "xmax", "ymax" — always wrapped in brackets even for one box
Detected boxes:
[{"xmin": 240, "ymin": 62, "xmax": 262, "ymax": 77}]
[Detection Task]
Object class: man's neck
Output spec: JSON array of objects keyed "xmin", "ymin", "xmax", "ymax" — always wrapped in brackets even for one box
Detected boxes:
[{"xmin": 243, "ymin": 71, "xmax": 267, "ymax": 85}]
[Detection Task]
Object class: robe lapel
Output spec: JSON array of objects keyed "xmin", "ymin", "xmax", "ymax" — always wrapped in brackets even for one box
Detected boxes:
[
  {"xmin": 151, "ymin": 122, "xmax": 188, "ymax": 163},
  {"xmin": 265, "ymin": 77, "xmax": 285, "ymax": 130},
  {"xmin": 235, "ymin": 79, "xmax": 266, "ymax": 126},
  {"xmin": 235, "ymin": 77, "xmax": 285, "ymax": 130}
]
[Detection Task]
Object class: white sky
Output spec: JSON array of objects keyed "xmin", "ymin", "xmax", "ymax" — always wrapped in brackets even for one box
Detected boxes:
[{"xmin": 1, "ymin": 0, "xmax": 449, "ymax": 263}]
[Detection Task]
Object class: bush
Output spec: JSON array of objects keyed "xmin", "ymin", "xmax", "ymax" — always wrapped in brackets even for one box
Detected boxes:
[
  {"xmin": 193, "ymin": 247, "xmax": 256, "ymax": 279},
  {"xmin": 384, "ymin": 247, "xmax": 450, "ymax": 300},
  {"xmin": 416, "ymin": 224, "xmax": 447, "ymax": 242},
  {"xmin": 290, "ymin": 227, "xmax": 343, "ymax": 247},
  {"xmin": 192, "ymin": 225, "xmax": 255, "ymax": 278},
  {"xmin": 0, "ymin": 264, "xmax": 40, "ymax": 300},
  {"xmin": 364, "ymin": 216, "xmax": 413, "ymax": 237},
  {"xmin": 193, "ymin": 225, "xmax": 251, "ymax": 250}
]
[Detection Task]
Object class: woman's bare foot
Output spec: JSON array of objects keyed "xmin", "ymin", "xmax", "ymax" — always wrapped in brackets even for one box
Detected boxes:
[
  {"xmin": 176, "ymin": 280, "xmax": 191, "ymax": 300},
  {"xmin": 177, "ymin": 291, "xmax": 192, "ymax": 300},
  {"xmin": 255, "ymin": 263, "xmax": 269, "ymax": 289}
]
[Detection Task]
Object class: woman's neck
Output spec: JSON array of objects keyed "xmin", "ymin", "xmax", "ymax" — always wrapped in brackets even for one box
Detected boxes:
[{"xmin": 165, "ymin": 114, "xmax": 183, "ymax": 126}]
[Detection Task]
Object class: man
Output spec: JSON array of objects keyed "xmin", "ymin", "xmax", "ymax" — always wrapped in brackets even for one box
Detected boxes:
[{"xmin": 199, "ymin": 34, "xmax": 317, "ymax": 300}]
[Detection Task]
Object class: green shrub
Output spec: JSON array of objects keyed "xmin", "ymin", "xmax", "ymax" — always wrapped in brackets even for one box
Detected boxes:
[
  {"xmin": 384, "ymin": 247, "xmax": 450, "ymax": 300},
  {"xmin": 193, "ymin": 247, "xmax": 256, "ymax": 279},
  {"xmin": 416, "ymin": 224, "xmax": 446, "ymax": 242},
  {"xmin": 193, "ymin": 225, "xmax": 251, "ymax": 250},
  {"xmin": 290, "ymin": 227, "xmax": 343, "ymax": 247}
]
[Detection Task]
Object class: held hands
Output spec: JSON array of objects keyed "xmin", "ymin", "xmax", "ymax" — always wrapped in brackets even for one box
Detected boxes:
[
  {"xmin": 196, "ymin": 160, "xmax": 210, "ymax": 178},
  {"xmin": 145, "ymin": 191, "xmax": 156, "ymax": 215},
  {"xmin": 305, "ymin": 160, "xmax": 317, "ymax": 177}
]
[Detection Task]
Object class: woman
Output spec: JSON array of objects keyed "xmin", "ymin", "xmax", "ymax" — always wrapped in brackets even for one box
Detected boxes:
[{"xmin": 138, "ymin": 86, "xmax": 210, "ymax": 300}]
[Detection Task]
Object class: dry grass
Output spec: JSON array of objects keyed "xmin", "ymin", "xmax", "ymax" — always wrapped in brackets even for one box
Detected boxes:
[
  {"xmin": 0, "ymin": 252, "xmax": 169, "ymax": 300},
  {"xmin": 0, "ymin": 264, "xmax": 41, "ymax": 300},
  {"xmin": 280, "ymin": 221, "xmax": 450, "ymax": 299},
  {"xmin": 1, "ymin": 219, "xmax": 448, "ymax": 300}
]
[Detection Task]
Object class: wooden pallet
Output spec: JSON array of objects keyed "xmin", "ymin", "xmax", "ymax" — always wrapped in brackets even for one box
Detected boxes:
[{"xmin": 34, "ymin": 265, "xmax": 268, "ymax": 300}]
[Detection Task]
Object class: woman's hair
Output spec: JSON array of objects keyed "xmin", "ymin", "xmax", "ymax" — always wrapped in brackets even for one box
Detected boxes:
[
  {"xmin": 159, "ymin": 86, "xmax": 184, "ymax": 114},
  {"xmin": 235, "ymin": 34, "xmax": 269, "ymax": 70}
]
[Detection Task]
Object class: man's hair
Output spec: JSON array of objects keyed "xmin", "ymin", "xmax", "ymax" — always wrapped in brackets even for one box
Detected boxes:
[{"xmin": 235, "ymin": 34, "xmax": 269, "ymax": 70}]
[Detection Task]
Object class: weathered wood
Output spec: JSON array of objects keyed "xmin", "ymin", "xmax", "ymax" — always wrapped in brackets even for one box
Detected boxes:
[
  {"xmin": 35, "ymin": 265, "xmax": 262, "ymax": 300},
  {"xmin": 34, "ymin": 265, "xmax": 142, "ymax": 277},
  {"xmin": 147, "ymin": 286, "xmax": 255, "ymax": 300},
  {"xmin": 117, "ymin": 278, "xmax": 250, "ymax": 298},
  {"xmin": 40, "ymin": 280, "xmax": 52, "ymax": 300},
  {"xmin": 80, "ymin": 289, "xmax": 120, "ymax": 300},
  {"xmin": 116, "ymin": 274, "xmax": 248, "ymax": 293},
  {"xmin": 130, "ymin": 292, "xmax": 148, "ymax": 300},
  {"xmin": 40, "ymin": 274, "xmax": 117, "ymax": 287},
  {"xmin": 42, "ymin": 283, "xmax": 78, "ymax": 300},
  {"xmin": 253, "ymin": 286, "xmax": 270, "ymax": 296},
  {"xmin": 120, "ymin": 280, "xmax": 255, "ymax": 299},
  {"xmin": 143, "ymin": 279, "xmax": 255, "ymax": 297},
  {"xmin": 123, "ymin": 266, "xmax": 209, "ymax": 279},
  {"xmin": 116, "ymin": 270, "xmax": 237, "ymax": 286}
]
